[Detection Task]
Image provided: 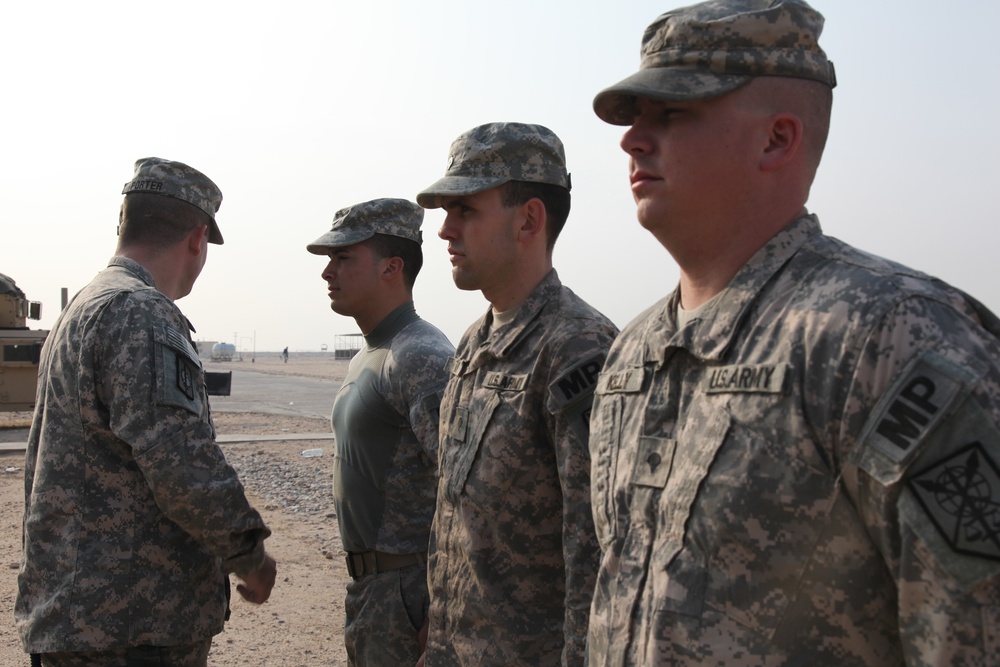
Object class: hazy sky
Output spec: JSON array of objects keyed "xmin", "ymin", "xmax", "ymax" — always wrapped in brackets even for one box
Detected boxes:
[{"xmin": 3, "ymin": 0, "xmax": 998, "ymax": 353}]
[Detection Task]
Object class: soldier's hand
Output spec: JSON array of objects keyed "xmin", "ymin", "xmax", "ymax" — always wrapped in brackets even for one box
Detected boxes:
[{"xmin": 237, "ymin": 554, "xmax": 277, "ymax": 604}]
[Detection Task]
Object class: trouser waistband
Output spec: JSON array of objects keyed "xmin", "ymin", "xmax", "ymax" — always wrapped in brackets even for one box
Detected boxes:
[{"xmin": 345, "ymin": 550, "xmax": 426, "ymax": 580}]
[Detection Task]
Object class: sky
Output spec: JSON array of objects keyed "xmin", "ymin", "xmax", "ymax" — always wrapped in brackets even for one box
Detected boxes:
[{"xmin": 3, "ymin": 0, "xmax": 998, "ymax": 354}]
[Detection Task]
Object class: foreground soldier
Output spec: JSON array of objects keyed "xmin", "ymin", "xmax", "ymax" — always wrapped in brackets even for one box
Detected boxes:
[
  {"xmin": 307, "ymin": 199, "xmax": 453, "ymax": 666},
  {"xmin": 417, "ymin": 122, "xmax": 618, "ymax": 667},
  {"xmin": 587, "ymin": 1, "xmax": 1000, "ymax": 665},
  {"xmin": 16, "ymin": 158, "xmax": 276, "ymax": 666}
]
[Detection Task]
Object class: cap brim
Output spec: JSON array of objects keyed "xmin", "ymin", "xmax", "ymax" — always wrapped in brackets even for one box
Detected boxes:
[
  {"xmin": 416, "ymin": 175, "xmax": 510, "ymax": 209},
  {"xmin": 208, "ymin": 219, "xmax": 224, "ymax": 245},
  {"xmin": 593, "ymin": 68, "xmax": 752, "ymax": 125},
  {"xmin": 305, "ymin": 228, "xmax": 376, "ymax": 255}
]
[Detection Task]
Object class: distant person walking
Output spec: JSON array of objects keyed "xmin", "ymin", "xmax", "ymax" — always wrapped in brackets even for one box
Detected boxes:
[
  {"xmin": 16, "ymin": 157, "xmax": 276, "ymax": 667},
  {"xmin": 307, "ymin": 198, "xmax": 453, "ymax": 666},
  {"xmin": 416, "ymin": 122, "xmax": 618, "ymax": 667},
  {"xmin": 282, "ymin": 346, "xmax": 289, "ymax": 363}
]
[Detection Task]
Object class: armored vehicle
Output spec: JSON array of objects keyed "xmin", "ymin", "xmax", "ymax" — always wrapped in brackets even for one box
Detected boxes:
[{"xmin": 0, "ymin": 273, "xmax": 48, "ymax": 411}]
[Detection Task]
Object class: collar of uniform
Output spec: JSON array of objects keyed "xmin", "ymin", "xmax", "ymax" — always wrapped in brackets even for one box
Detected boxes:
[
  {"xmin": 638, "ymin": 292, "xmax": 681, "ymax": 369},
  {"xmin": 107, "ymin": 255, "xmax": 156, "ymax": 289},
  {"xmin": 459, "ymin": 269, "xmax": 562, "ymax": 370},
  {"xmin": 364, "ymin": 301, "xmax": 418, "ymax": 349},
  {"xmin": 662, "ymin": 214, "xmax": 823, "ymax": 362}
]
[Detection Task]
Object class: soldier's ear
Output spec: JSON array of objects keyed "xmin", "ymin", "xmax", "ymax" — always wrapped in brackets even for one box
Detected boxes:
[
  {"xmin": 760, "ymin": 112, "xmax": 804, "ymax": 172},
  {"xmin": 381, "ymin": 256, "xmax": 404, "ymax": 279},
  {"xmin": 188, "ymin": 224, "xmax": 209, "ymax": 255},
  {"xmin": 517, "ymin": 197, "xmax": 547, "ymax": 245}
]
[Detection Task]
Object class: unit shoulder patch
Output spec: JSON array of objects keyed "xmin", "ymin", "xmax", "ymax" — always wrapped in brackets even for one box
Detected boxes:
[{"xmin": 908, "ymin": 443, "xmax": 1000, "ymax": 561}]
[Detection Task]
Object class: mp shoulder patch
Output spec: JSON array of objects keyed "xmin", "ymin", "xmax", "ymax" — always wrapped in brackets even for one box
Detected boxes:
[
  {"xmin": 863, "ymin": 354, "xmax": 969, "ymax": 467},
  {"xmin": 908, "ymin": 442, "xmax": 1000, "ymax": 561},
  {"xmin": 549, "ymin": 353, "xmax": 605, "ymax": 411}
]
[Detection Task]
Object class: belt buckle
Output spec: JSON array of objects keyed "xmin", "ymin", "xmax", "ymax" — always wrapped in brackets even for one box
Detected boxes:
[{"xmin": 346, "ymin": 552, "xmax": 363, "ymax": 579}]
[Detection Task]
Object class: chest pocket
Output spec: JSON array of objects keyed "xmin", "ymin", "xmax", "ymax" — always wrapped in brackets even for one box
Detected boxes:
[
  {"xmin": 591, "ymin": 367, "xmax": 647, "ymax": 549},
  {"xmin": 153, "ymin": 324, "xmax": 203, "ymax": 416},
  {"xmin": 654, "ymin": 405, "xmax": 836, "ymax": 639},
  {"xmin": 441, "ymin": 390, "xmax": 503, "ymax": 505}
]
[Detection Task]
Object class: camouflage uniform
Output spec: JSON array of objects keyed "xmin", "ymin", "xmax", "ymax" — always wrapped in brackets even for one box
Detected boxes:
[
  {"xmin": 587, "ymin": 215, "xmax": 1000, "ymax": 666},
  {"xmin": 307, "ymin": 198, "xmax": 454, "ymax": 666},
  {"xmin": 427, "ymin": 270, "xmax": 618, "ymax": 667},
  {"xmin": 333, "ymin": 302, "xmax": 453, "ymax": 666},
  {"xmin": 587, "ymin": 2, "xmax": 1000, "ymax": 663},
  {"xmin": 16, "ymin": 256, "xmax": 270, "ymax": 653}
]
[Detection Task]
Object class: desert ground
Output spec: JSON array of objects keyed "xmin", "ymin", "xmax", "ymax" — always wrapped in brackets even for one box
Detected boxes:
[{"xmin": 1, "ymin": 353, "xmax": 356, "ymax": 666}]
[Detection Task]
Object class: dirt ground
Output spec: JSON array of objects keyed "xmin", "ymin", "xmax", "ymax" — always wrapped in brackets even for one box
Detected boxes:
[{"xmin": 1, "ymin": 353, "xmax": 355, "ymax": 666}]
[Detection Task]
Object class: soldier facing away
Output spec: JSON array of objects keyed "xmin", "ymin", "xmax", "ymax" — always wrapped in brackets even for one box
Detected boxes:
[
  {"xmin": 416, "ymin": 122, "xmax": 618, "ymax": 667},
  {"xmin": 306, "ymin": 198, "xmax": 454, "ymax": 666},
  {"xmin": 16, "ymin": 157, "xmax": 276, "ymax": 667},
  {"xmin": 586, "ymin": 1, "xmax": 1000, "ymax": 665}
]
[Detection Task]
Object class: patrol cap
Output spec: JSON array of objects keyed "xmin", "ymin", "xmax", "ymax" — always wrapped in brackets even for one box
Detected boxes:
[
  {"xmin": 122, "ymin": 157, "xmax": 225, "ymax": 244},
  {"xmin": 594, "ymin": 0, "xmax": 836, "ymax": 126},
  {"xmin": 306, "ymin": 198, "xmax": 423, "ymax": 254},
  {"xmin": 416, "ymin": 122, "xmax": 571, "ymax": 209}
]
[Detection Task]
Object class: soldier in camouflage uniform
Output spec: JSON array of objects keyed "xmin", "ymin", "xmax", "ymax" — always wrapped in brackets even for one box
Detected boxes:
[
  {"xmin": 306, "ymin": 198, "xmax": 454, "ymax": 666},
  {"xmin": 587, "ymin": 1, "xmax": 1000, "ymax": 665},
  {"xmin": 16, "ymin": 157, "xmax": 276, "ymax": 667},
  {"xmin": 416, "ymin": 122, "xmax": 618, "ymax": 667}
]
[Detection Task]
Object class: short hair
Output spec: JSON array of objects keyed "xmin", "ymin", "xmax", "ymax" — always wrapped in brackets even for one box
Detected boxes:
[
  {"xmin": 498, "ymin": 180, "xmax": 571, "ymax": 252},
  {"xmin": 798, "ymin": 80, "xmax": 833, "ymax": 172},
  {"xmin": 743, "ymin": 77, "xmax": 833, "ymax": 178},
  {"xmin": 119, "ymin": 193, "xmax": 212, "ymax": 247},
  {"xmin": 363, "ymin": 233, "xmax": 423, "ymax": 289}
]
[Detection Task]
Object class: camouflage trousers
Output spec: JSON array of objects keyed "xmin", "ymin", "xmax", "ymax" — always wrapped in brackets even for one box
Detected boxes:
[
  {"xmin": 37, "ymin": 639, "xmax": 212, "ymax": 666},
  {"xmin": 344, "ymin": 563, "xmax": 428, "ymax": 667}
]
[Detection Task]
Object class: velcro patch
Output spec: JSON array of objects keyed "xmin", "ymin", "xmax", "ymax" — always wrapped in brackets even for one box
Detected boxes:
[
  {"xmin": 633, "ymin": 436, "xmax": 676, "ymax": 488},
  {"xmin": 866, "ymin": 357, "xmax": 965, "ymax": 466},
  {"xmin": 908, "ymin": 443, "xmax": 1000, "ymax": 561},
  {"xmin": 166, "ymin": 326, "xmax": 198, "ymax": 364},
  {"xmin": 549, "ymin": 353, "xmax": 605, "ymax": 410},
  {"xmin": 450, "ymin": 407, "xmax": 468, "ymax": 443},
  {"xmin": 177, "ymin": 355, "xmax": 196, "ymax": 400},
  {"xmin": 482, "ymin": 371, "xmax": 528, "ymax": 392},
  {"xmin": 702, "ymin": 363, "xmax": 788, "ymax": 394},
  {"xmin": 597, "ymin": 368, "xmax": 644, "ymax": 394}
]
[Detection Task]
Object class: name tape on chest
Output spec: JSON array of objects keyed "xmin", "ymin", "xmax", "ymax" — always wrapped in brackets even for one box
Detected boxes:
[
  {"xmin": 597, "ymin": 368, "xmax": 644, "ymax": 394},
  {"xmin": 482, "ymin": 371, "xmax": 528, "ymax": 392},
  {"xmin": 703, "ymin": 363, "xmax": 788, "ymax": 394}
]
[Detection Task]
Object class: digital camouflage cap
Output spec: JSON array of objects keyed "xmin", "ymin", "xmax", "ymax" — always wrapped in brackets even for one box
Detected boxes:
[
  {"xmin": 594, "ymin": 0, "xmax": 836, "ymax": 126},
  {"xmin": 122, "ymin": 157, "xmax": 225, "ymax": 244},
  {"xmin": 306, "ymin": 198, "xmax": 423, "ymax": 254},
  {"xmin": 416, "ymin": 122, "xmax": 571, "ymax": 209}
]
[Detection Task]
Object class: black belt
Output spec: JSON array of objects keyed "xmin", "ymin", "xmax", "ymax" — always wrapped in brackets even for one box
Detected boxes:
[{"xmin": 346, "ymin": 550, "xmax": 425, "ymax": 580}]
